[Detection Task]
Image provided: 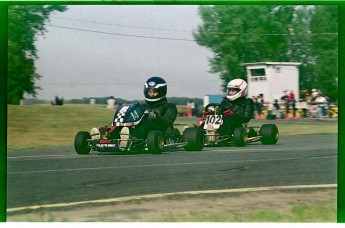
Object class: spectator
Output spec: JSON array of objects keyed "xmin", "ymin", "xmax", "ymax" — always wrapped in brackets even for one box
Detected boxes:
[
  {"xmin": 298, "ymin": 98, "xmax": 307, "ymax": 118},
  {"xmin": 253, "ymin": 94, "xmax": 264, "ymax": 119},
  {"xmin": 106, "ymin": 96, "xmax": 116, "ymax": 109},
  {"xmin": 300, "ymin": 90, "xmax": 309, "ymax": 101},
  {"xmin": 272, "ymin": 99, "xmax": 280, "ymax": 118},
  {"xmin": 315, "ymin": 93, "xmax": 327, "ymax": 118},
  {"xmin": 288, "ymin": 90, "xmax": 295, "ymax": 101},
  {"xmin": 281, "ymin": 90, "xmax": 289, "ymax": 118},
  {"xmin": 52, "ymin": 95, "xmax": 63, "ymax": 106},
  {"xmin": 325, "ymin": 96, "xmax": 333, "ymax": 117},
  {"xmin": 299, "ymin": 90, "xmax": 309, "ymax": 118},
  {"xmin": 288, "ymin": 90, "xmax": 296, "ymax": 117},
  {"xmin": 192, "ymin": 100, "xmax": 199, "ymax": 116},
  {"xmin": 186, "ymin": 100, "xmax": 195, "ymax": 117},
  {"xmin": 311, "ymin": 89, "xmax": 318, "ymax": 98},
  {"xmin": 257, "ymin": 94, "xmax": 265, "ymax": 117}
]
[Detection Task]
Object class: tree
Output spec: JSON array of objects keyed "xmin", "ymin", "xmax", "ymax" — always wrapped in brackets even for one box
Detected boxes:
[
  {"xmin": 193, "ymin": 5, "xmax": 338, "ymax": 100},
  {"xmin": 8, "ymin": 5, "xmax": 67, "ymax": 104},
  {"xmin": 193, "ymin": 6, "xmax": 295, "ymax": 90},
  {"xmin": 309, "ymin": 6, "xmax": 338, "ymax": 99}
]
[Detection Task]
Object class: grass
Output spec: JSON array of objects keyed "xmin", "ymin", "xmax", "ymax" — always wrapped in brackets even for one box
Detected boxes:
[
  {"xmin": 146, "ymin": 204, "xmax": 336, "ymax": 222},
  {"xmin": 7, "ymin": 104, "xmax": 114, "ymax": 150},
  {"xmin": 8, "ymin": 202, "xmax": 336, "ymax": 222},
  {"xmin": 7, "ymin": 104, "xmax": 338, "ymax": 150}
]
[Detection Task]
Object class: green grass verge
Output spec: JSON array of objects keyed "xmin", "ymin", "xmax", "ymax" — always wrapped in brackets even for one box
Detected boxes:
[
  {"xmin": 8, "ymin": 203, "xmax": 335, "ymax": 222},
  {"xmin": 147, "ymin": 204, "xmax": 336, "ymax": 222},
  {"xmin": 7, "ymin": 104, "xmax": 337, "ymax": 150}
]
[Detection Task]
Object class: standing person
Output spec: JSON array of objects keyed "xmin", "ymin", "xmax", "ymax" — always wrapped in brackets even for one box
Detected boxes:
[
  {"xmin": 325, "ymin": 96, "xmax": 332, "ymax": 117},
  {"xmin": 186, "ymin": 100, "xmax": 193, "ymax": 117},
  {"xmin": 315, "ymin": 93, "xmax": 327, "ymax": 118},
  {"xmin": 309, "ymin": 89, "xmax": 319, "ymax": 118},
  {"xmin": 300, "ymin": 90, "xmax": 309, "ymax": 118},
  {"xmin": 281, "ymin": 90, "xmax": 289, "ymax": 118},
  {"xmin": 106, "ymin": 96, "xmax": 116, "ymax": 109},
  {"xmin": 299, "ymin": 98, "xmax": 308, "ymax": 118},
  {"xmin": 192, "ymin": 100, "xmax": 199, "ymax": 116},
  {"xmin": 200, "ymin": 78, "xmax": 254, "ymax": 136},
  {"xmin": 53, "ymin": 95, "xmax": 63, "ymax": 105},
  {"xmin": 257, "ymin": 94, "xmax": 265, "ymax": 118},
  {"xmin": 288, "ymin": 90, "xmax": 296, "ymax": 118},
  {"xmin": 272, "ymin": 99, "xmax": 281, "ymax": 119}
]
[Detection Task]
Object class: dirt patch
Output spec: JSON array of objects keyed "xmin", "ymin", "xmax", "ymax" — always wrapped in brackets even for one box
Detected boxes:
[{"xmin": 7, "ymin": 188, "xmax": 337, "ymax": 222}]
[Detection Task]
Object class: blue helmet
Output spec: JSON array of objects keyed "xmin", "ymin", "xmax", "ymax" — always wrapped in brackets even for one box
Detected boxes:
[{"xmin": 144, "ymin": 76, "xmax": 167, "ymax": 102}]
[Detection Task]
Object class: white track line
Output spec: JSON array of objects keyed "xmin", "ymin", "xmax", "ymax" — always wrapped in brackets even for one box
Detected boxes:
[{"xmin": 7, "ymin": 184, "xmax": 336, "ymax": 212}]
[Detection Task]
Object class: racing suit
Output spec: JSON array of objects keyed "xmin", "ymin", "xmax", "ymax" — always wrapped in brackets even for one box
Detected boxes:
[
  {"xmin": 132, "ymin": 98, "xmax": 178, "ymax": 138},
  {"xmin": 217, "ymin": 96, "xmax": 254, "ymax": 136}
]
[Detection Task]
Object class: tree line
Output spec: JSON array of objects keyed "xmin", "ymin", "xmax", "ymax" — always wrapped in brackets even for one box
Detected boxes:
[{"xmin": 193, "ymin": 5, "xmax": 338, "ymax": 100}]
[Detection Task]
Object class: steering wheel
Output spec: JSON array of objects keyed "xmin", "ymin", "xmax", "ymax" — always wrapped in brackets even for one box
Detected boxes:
[{"xmin": 204, "ymin": 103, "xmax": 226, "ymax": 115}]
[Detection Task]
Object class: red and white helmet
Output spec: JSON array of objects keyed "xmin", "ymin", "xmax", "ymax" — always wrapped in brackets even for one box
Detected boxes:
[{"xmin": 226, "ymin": 79, "xmax": 248, "ymax": 101}]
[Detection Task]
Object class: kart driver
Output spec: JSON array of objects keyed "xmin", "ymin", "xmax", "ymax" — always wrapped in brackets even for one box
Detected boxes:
[
  {"xmin": 132, "ymin": 76, "xmax": 178, "ymax": 139},
  {"xmin": 203, "ymin": 78, "xmax": 254, "ymax": 136}
]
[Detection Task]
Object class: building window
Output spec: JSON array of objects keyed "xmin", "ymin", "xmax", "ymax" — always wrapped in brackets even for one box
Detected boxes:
[
  {"xmin": 250, "ymin": 68, "xmax": 266, "ymax": 76},
  {"xmin": 250, "ymin": 68, "xmax": 267, "ymax": 81}
]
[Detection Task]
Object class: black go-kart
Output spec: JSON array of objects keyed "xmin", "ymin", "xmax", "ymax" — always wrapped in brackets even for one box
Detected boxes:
[
  {"xmin": 198, "ymin": 103, "xmax": 279, "ymax": 147},
  {"xmin": 74, "ymin": 103, "xmax": 204, "ymax": 155}
]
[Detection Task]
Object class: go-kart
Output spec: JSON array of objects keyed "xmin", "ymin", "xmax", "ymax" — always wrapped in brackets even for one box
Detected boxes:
[
  {"xmin": 74, "ymin": 103, "xmax": 204, "ymax": 154},
  {"xmin": 198, "ymin": 103, "xmax": 279, "ymax": 147}
]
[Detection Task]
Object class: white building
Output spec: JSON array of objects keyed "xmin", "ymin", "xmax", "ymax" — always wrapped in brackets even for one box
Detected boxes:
[{"xmin": 242, "ymin": 62, "xmax": 301, "ymax": 102}]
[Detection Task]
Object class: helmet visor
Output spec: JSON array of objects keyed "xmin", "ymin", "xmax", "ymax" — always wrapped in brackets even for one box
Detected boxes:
[
  {"xmin": 147, "ymin": 88, "xmax": 159, "ymax": 97},
  {"xmin": 227, "ymin": 87, "xmax": 241, "ymax": 94}
]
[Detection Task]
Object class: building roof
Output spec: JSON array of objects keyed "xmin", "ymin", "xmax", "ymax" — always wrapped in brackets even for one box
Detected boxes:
[{"xmin": 241, "ymin": 62, "xmax": 301, "ymax": 66}]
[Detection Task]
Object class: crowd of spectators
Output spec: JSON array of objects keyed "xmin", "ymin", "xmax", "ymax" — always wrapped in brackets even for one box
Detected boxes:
[{"xmin": 253, "ymin": 89, "xmax": 335, "ymax": 120}]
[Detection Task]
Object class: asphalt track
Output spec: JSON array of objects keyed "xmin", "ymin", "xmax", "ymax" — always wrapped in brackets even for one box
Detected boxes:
[{"xmin": 7, "ymin": 134, "xmax": 337, "ymax": 211}]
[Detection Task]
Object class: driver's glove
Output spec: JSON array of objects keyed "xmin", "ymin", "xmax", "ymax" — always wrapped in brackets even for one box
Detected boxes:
[
  {"xmin": 223, "ymin": 109, "xmax": 234, "ymax": 116},
  {"xmin": 202, "ymin": 111, "xmax": 210, "ymax": 117},
  {"xmin": 147, "ymin": 110, "xmax": 157, "ymax": 120}
]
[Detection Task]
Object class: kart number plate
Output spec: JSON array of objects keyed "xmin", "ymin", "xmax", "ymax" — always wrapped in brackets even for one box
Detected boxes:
[
  {"xmin": 96, "ymin": 144, "xmax": 116, "ymax": 148},
  {"xmin": 203, "ymin": 115, "xmax": 223, "ymax": 130}
]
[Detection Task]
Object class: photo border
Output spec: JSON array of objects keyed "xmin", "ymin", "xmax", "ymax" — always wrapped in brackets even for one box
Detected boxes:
[{"xmin": 1, "ymin": 1, "xmax": 343, "ymax": 223}]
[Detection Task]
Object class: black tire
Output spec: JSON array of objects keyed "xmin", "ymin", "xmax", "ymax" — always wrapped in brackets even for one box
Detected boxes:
[
  {"xmin": 183, "ymin": 127, "xmax": 204, "ymax": 151},
  {"xmin": 260, "ymin": 124, "xmax": 279, "ymax": 144},
  {"xmin": 74, "ymin": 131, "xmax": 91, "ymax": 154},
  {"xmin": 147, "ymin": 130, "xmax": 165, "ymax": 154},
  {"xmin": 233, "ymin": 127, "xmax": 247, "ymax": 147}
]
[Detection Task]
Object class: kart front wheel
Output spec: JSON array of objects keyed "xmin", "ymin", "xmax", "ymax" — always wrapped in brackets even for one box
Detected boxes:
[
  {"xmin": 183, "ymin": 127, "xmax": 204, "ymax": 151},
  {"xmin": 260, "ymin": 124, "xmax": 279, "ymax": 144},
  {"xmin": 233, "ymin": 127, "xmax": 247, "ymax": 147},
  {"xmin": 74, "ymin": 131, "xmax": 91, "ymax": 154},
  {"xmin": 147, "ymin": 130, "xmax": 164, "ymax": 154}
]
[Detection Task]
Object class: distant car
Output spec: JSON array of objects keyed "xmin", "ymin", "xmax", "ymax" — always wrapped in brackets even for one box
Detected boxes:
[
  {"xmin": 198, "ymin": 103, "xmax": 279, "ymax": 147},
  {"xmin": 74, "ymin": 103, "xmax": 204, "ymax": 154}
]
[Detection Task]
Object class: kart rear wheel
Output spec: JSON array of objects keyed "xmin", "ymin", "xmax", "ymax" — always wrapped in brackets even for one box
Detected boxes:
[
  {"xmin": 183, "ymin": 127, "xmax": 204, "ymax": 151},
  {"xmin": 74, "ymin": 131, "xmax": 91, "ymax": 154},
  {"xmin": 260, "ymin": 124, "xmax": 279, "ymax": 144},
  {"xmin": 233, "ymin": 127, "xmax": 247, "ymax": 147},
  {"xmin": 147, "ymin": 130, "xmax": 164, "ymax": 154}
]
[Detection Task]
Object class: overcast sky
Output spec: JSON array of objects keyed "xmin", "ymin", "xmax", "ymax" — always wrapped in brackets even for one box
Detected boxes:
[{"xmin": 34, "ymin": 5, "xmax": 224, "ymax": 101}]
